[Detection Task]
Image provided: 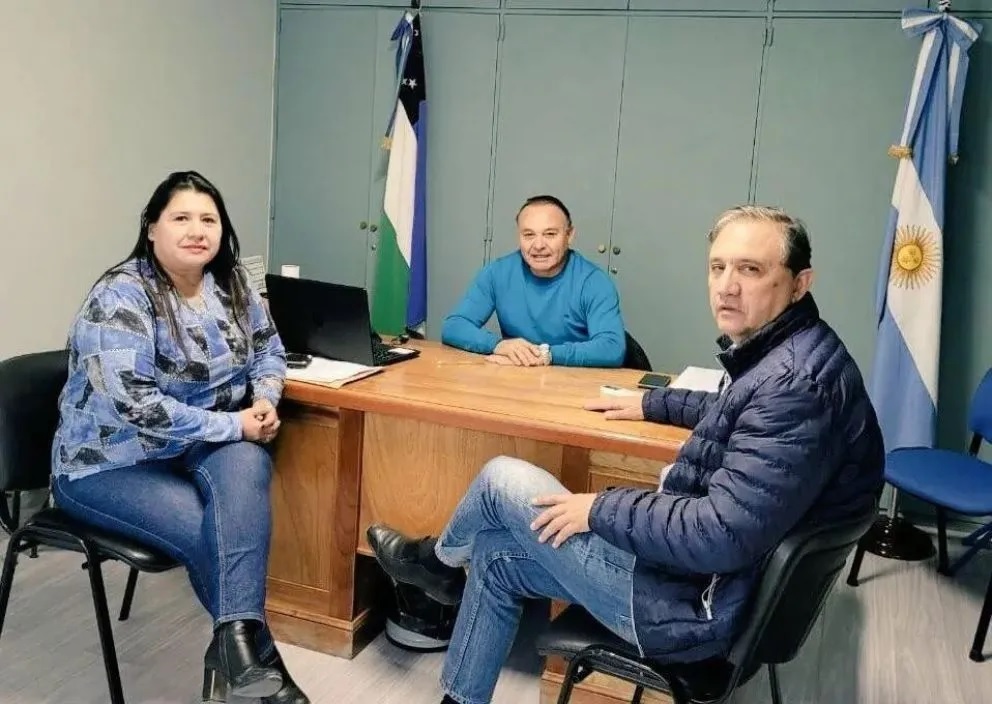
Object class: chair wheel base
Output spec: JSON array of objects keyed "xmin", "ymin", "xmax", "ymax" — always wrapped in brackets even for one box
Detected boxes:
[{"xmin": 861, "ymin": 516, "xmax": 935, "ymax": 561}]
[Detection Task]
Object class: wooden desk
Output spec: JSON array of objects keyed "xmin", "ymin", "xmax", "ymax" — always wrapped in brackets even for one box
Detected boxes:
[{"xmin": 265, "ymin": 341, "xmax": 689, "ymax": 703}]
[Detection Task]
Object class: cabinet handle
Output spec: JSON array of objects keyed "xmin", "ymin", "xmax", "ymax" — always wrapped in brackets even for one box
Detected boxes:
[
  {"xmin": 369, "ymin": 224, "xmax": 378, "ymax": 233},
  {"xmin": 359, "ymin": 221, "xmax": 368, "ymax": 230},
  {"xmin": 371, "ymin": 243, "xmax": 377, "ymax": 251},
  {"xmin": 597, "ymin": 244, "xmax": 607, "ymax": 253},
  {"xmin": 610, "ymin": 267, "xmax": 618, "ymax": 275},
  {"xmin": 613, "ymin": 246, "xmax": 621, "ymax": 255}
]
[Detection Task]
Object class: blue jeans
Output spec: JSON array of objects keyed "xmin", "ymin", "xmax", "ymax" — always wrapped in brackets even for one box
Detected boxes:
[
  {"xmin": 436, "ymin": 456, "xmax": 640, "ymax": 704},
  {"xmin": 52, "ymin": 440, "xmax": 277, "ymax": 658}
]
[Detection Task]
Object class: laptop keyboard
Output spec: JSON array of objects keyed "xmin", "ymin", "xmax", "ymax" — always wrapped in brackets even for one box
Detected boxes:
[{"xmin": 371, "ymin": 338, "xmax": 396, "ymax": 366}]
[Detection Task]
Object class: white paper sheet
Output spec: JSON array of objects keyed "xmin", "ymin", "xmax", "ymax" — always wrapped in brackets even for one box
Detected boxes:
[
  {"xmin": 670, "ymin": 366, "xmax": 725, "ymax": 392},
  {"xmin": 286, "ymin": 357, "xmax": 381, "ymax": 387}
]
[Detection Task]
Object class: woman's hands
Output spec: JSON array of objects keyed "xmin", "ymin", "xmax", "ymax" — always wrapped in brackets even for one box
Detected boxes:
[{"xmin": 240, "ymin": 398, "xmax": 281, "ymax": 443}]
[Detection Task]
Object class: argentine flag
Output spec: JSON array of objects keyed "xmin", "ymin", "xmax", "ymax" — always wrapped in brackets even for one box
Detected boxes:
[{"xmin": 871, "ymin": 7, "xmax": 981, "ymax": 451}]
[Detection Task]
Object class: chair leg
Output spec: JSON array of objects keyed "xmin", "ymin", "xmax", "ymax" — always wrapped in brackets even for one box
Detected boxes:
[
  {"xmin": 83, "ymin": 544, "xmax": 126, "ymax": 704},
  {"xmin": 768, "ymin": 663, "xmax": 784, "ymax": 704},
  {"xmin": 631, "ymin": 685, "xmax": 645, "ymax": 704},
  {"xmin": 0, "ymin": 490, "xmax": 21, "ymax": 536},
  {"xmin": 846, "ymin": 540, "xmax": 867, "ymax": 587},
  {"xmin": 948, "ymin": 523, "xmax": 992, "ymax": 576},
  {"xmin": 969, "ymin": 570, "xmax": 992, "ymax": 663},
  {"xmin": 556, "ymin": 657, "xmax": 587, "ymax": 704},
  {"xmin": 0, "ymin": 531, "xmax": 25, "ymax": 637},
  {"xmin": 936, "ymin": 507, "xmax": 950, "ymax": 576},
  {"xmin": 961, "ymin": 521, "xmax": 992, "ymax": 548},
  {"xmin": 118, "ymin": 568, "xmax": 139, "ymax": 621}
]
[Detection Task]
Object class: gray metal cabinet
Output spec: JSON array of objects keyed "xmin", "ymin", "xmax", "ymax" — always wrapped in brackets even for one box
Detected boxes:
[
  {"xmin": 753, "ymin": 17, "xmax": 918, "ymax": 375},
  {"xmin": 271, "ymin": 7, "xmax": 381, "ymax": 287},
  {"xmin": 489, "ymin": 14, "xmax": 627, "ymax": 268},
  {"xmin": 608, "ymin": 16, "xmax": 767, "ymax": 371},
  {"xmin": 418, "ymin": 11, "xmax": 501, "ymax": 334},
  {"xmin": 270, "ymin": 6, "xmax": 499, "ymax": 335}
]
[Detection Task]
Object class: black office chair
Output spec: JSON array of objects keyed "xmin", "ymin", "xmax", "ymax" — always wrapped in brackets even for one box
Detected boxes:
[
  {"xmin": 537, "ymin": 511, "xmax": 876, "ymax": 704},
  {"xmin": 623, "ymin": 332, "xmax": 652, "ymax": 372},
  {"xmin": 0, "ymin": 350, "xmax": 179, "ymax": 704}
]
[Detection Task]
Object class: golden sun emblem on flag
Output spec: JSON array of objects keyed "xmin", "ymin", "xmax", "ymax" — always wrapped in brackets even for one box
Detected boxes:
[{"xmin": 889, "ymin": 224, "xmax": 941, "ymax": 289}]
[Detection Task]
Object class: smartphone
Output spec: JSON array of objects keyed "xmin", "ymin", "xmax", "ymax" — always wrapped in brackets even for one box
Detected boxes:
[
  {"xmin": 637, "ymin": 373, "xmax": 672, "ymax": 390},
  {"xmin": 286, "ymin": 352, "xmax": 312, "ymax": 369}
]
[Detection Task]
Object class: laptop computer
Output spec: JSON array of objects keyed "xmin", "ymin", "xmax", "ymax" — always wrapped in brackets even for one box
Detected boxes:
[{"xmin": 264, "ymin": 274, "xmax": 420, "ymax": 367}]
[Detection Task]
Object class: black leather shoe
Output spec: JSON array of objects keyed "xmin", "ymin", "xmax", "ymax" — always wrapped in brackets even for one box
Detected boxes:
[
  {"xmin": 366, "ymin": 524, "xmax": 466, "ymax": 606},
  {"xmin": 202, "ymin": 620, "xmax": 283, "ymax": 701},
  {"xmin": 261, "ymin": 649, "xmax": 311, "ymax": 704}
]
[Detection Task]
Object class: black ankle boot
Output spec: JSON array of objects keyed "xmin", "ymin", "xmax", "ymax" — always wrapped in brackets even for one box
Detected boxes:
[
  {"xmin": 202, "ymin": 620, "xmax": 283, "ymax": 702},
  {"xmin": 261, "ymin": 649, "xmax": 311, "ymax": 704}
]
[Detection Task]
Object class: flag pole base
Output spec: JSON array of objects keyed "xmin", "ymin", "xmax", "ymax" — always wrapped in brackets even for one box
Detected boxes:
[{"xmin": 862, "ymin": 515, "xmax": 935, "ymax": 561}]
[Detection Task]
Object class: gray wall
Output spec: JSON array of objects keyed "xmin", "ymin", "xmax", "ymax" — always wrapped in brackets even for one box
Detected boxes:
[{"xmin": 0, "ymin": 0, "xmax": 278, "ymax": 360}]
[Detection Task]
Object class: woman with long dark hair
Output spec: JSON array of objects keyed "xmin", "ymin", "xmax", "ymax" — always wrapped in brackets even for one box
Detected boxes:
[{"xmin": 51, "ymin": 171, "xmax": 309, "ymax": 703}]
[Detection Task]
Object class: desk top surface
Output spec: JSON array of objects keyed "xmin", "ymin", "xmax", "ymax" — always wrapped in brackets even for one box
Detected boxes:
[{"xmin": 284, "ymin": 341, "xmax": 689, "ymax": 460}]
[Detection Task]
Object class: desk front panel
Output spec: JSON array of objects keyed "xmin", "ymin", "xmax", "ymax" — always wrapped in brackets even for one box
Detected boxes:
[{"xmin": 357, "ymin": 412, "xmax": 593, "ymax": 554}]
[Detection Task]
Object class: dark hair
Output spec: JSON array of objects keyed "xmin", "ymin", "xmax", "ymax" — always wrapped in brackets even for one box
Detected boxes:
[
  {"xmin": 97, "ymin": 170, "xmax": 251, "ymax": 354},
  {"xmin": 707, "ymin": 205, "xmax": 812, "ymax": 275},
  {"xmin": 516, "ymin": 194, "xmax": 573, "ymax": 227}
]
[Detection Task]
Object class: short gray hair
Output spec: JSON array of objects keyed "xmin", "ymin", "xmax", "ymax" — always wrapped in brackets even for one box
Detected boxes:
[{"xmin": 707, "ymin": 205, "xmax": 812, "ymax": 274}]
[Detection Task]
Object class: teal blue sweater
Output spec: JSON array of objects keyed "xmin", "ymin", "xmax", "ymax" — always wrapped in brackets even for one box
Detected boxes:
[{"xmin": 441, "ymin": 251, "xmax": 626, "ymax": 367}]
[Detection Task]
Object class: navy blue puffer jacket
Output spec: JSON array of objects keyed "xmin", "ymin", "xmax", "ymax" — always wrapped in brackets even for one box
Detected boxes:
[{"xmin": 588, "ymin": 294, "xmax": 884, "ymax": 662}]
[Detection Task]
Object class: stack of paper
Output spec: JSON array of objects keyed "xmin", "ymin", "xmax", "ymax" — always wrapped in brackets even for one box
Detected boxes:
[
  {"xmin": 241, "ymin": 255, "xmax": 267, "ymax": 294},
  {"xmin": 671, "ymin": 366, "xmax": 725, "ymax": 392},
  {"xmin": 287, "ymin": 357, "xmax": 382, "ymax": 389}
]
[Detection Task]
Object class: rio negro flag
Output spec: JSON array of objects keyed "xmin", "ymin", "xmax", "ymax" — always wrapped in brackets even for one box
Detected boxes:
[
  {"xmin": 870, "ymin": 7, "xmax": 980, "ymax": 452},
  {"xmin": 371, "ymin": 10, "xmax": 428, "ymax": 337}
]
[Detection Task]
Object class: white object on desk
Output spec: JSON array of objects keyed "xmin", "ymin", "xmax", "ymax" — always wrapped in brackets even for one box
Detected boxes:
[
  {"xmin": 241, "ymin": 255, "xmax": 267, "ymax": 294},
  {"xmin": 600, "ymin": 384, "xmax": 642, "ymax": 398},
  {"xmin": 281, "ymin": 264, "xmax": 300, "ymax": 278},
  {"xmin": 670, "ymin": 366, "xmax": 725, "ymax": 392},
  {"xmin": 286, "ymin": 357, "xmax": 382, "ymax": 388}
]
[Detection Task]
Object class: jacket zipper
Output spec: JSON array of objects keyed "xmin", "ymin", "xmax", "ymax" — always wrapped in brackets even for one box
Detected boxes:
[{"xmin": 702, "ymin": 574, "xmax": 720, "ymax": 621}]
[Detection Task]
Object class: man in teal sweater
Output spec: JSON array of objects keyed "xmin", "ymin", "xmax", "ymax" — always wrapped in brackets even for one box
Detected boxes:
[{"xmin": 441, "ymin": 195, "xmax": 626, "ymax": 367}]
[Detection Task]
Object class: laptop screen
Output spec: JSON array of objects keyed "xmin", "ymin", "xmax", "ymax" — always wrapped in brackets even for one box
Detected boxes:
[{"xmin": 264, "ymin": 274, "xmax": 377, "ymax": 366}]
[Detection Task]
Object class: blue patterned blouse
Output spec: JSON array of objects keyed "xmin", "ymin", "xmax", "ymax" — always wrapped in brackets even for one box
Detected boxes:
[{"xmin": 52, "ymin": 259, "xmax": 287, "ymax": 480}]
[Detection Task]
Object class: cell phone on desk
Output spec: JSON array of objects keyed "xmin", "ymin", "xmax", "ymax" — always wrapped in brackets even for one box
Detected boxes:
[
  {"xmin": 286, "ymin": 352, "xmax": 312, "ymax": 369},
  {"xmin": 637, "ymin": 373, "xmax": 672, "ymax": 390}
]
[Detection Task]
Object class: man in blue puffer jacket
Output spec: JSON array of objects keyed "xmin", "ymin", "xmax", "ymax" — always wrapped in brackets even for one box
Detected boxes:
[{"xmin": 367, "ymin": 205, "xmax": 885, "ymax": 704}]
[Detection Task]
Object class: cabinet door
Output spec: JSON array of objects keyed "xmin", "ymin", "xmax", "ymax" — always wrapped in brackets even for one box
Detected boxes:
[
  {"xmin": 426, "ymin": 0, "xmax": 500, "ymax": 6},
  {"xmin": 630, "ymin": 1, "xmax": 766, "ymax": 9},
  {"xmin": 490, "ymin": 14, "xmax": 627, "ymax": 268},
  {"xmin": 773, "ymin": 1, "xmax": 910, "ymax": 9},
  {"xmin": 271, "ymin": 8, "xmax": 377, "ymax": 287},
  {"xmin": 282, "ymin": 1, "xmax": 500, "ymax": 7},
  {"xmin": 754, "ymin": 18, "xmax": 917, "ymax": 375},
  {"xmin": 281, "ymin": 0, "xmax": 408, "ymax": 5},
  {"xmin": 610, "ymin": 18, "xmax": 765, "ymax": 372},
  {"xmin": 419, "ymin": 11, "xmax": 500, "ymax": 336},
  {"xmin": 505, "ymin": 1, "xmax": 627, "ymax": 9}
]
